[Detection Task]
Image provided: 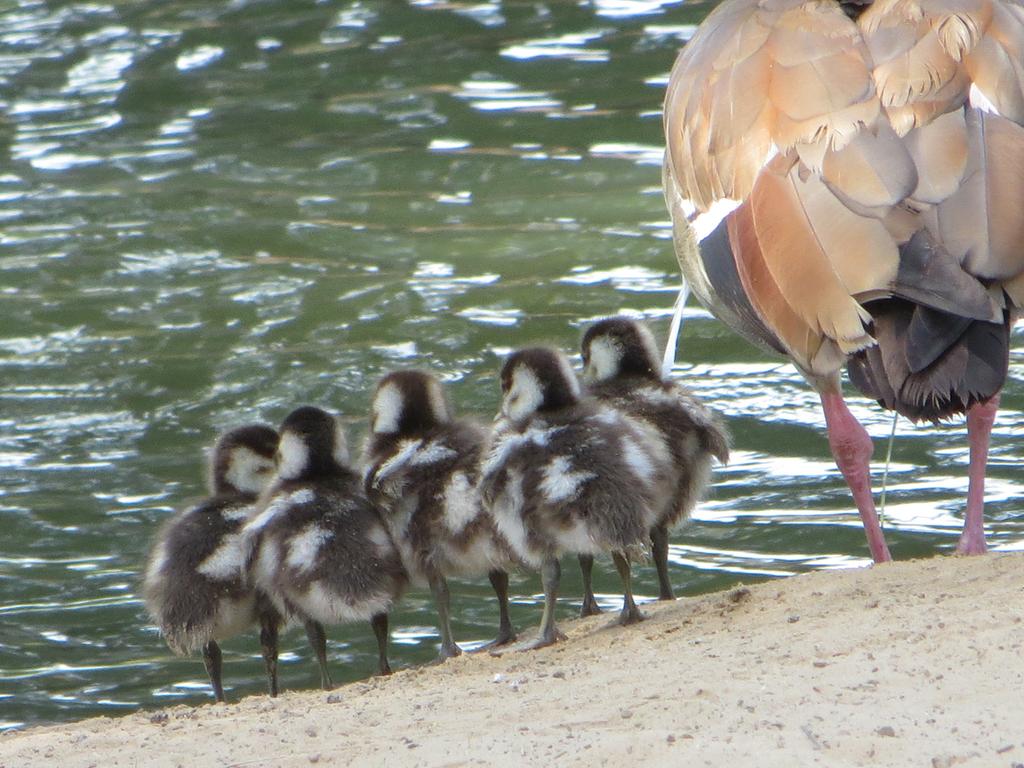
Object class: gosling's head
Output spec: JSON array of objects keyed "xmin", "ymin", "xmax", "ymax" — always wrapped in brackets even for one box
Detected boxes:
[
  {"xmin": 499, "ymin": 347, "xmax": 581, "ymax": 422},
  {"xmin": 370, "ymin": 370, "xmax": 451, "ymax": 436},
  {"xmin": 209, "ymin": 424, "xmax": 279, "ymax": 497},
  {"xmin": 581, "ymin": 317, "xmax": 661, "ymax": 385},
  {"xmin": 276, "ymin": 406, "xmax": 350, "ymax": 481}
]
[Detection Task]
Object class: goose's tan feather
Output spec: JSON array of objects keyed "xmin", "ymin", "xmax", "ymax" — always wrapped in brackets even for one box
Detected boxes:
[
  {"xmin": 663, "ymin": 0, "xmax": 1024, "ymax": 376},
  {"xmin": 929, "ymin": 109, "xmax": 1024, "ymax": 278},
  {"xmin": 727, "ymin": 203, "xmax": 848, "ymax": 373}
]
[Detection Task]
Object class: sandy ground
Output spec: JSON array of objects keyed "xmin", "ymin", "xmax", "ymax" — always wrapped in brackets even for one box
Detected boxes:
[{"xmin": 3, "ymin": 553, "xmax": 1023, "ymax": 768}]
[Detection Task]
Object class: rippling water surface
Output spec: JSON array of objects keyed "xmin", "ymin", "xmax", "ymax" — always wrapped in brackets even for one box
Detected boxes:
[{"xmin": 1, "ymin": 0, "xmax": 1021, "ymax": 730}]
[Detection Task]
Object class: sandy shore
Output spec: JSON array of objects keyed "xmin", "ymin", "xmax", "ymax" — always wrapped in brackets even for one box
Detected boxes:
[{"xmin": 3, "ymin": 553, "xmax": 1022, "ymax": 768}]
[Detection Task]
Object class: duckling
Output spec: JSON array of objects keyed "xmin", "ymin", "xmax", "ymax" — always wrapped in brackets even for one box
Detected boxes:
[
  {"xmin": 480, "ymin": 347, "xmax": 665, "ymax": 649},
  {"xmin": 580, "ymin": 317, "xmax": 730, "ymax": 605},
  {"xmin": 243, "ymin": 406, "xmax": 406, "ymax": 689},
  {"xmin": 362, "ymin": 370, "xmax": 518, "ymax": 661},
  {"xmin": 143, "ymin": 424, "xmax": 281, "ymax": 703}
]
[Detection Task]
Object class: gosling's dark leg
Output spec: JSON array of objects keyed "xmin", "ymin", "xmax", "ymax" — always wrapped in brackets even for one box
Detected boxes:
[
  {"xmin": 522, "ymin": 556, "xmax": 566, "ymax": 651},
  {"xmin": 202, "ymin": 640, "xmax": 225, "ymax": 703},
  {"xmin": 612, "ymin": 550, "xmax": 645, "ymax": 626},
  {"xmin": 489, "ymin": 569, "xmax": 517, "ymax": 646},
  {"xmin": 304, "ymin": 619, "xmax": 333, "ymax": 690},
  {"xmin": 578, "ymin": 554, "xmax": 602, "ymax": 617},
  {"xmin": 370, "ymin": 612, "xmax": 391, "ymax": 676},
  {"xmin": 650, "ymin": 523, "xmax": 675, "ymax": 601},
  {"xmin": 428, "ymin": 572, "xmax": 462, "ymax": 662},
  {"xmin": 471, "ymin": 570, "xmax": 517, "ymax": 652},
  {"xmin": 259, "ymin": 611, "xmax": 280, "ymax": 698},
  {"xmin": 490, "ymin": 558, "xmax": 566, "ymax": 655}
]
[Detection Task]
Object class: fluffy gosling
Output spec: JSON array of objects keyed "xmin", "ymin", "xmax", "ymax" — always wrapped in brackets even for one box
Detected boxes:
[
  {"xmin": 244, "ymin": 406, "xmax": 407, "ymax": 689},
  {"xmin": 480, "ymin": 347, "xmax": 665, "ymax": 649},
  {"xmin": 363, "ymin": 370, "xmax": 518, "ymax": 661},
  {"xmin": 580, "ymin": 316, "xmax": 729, "ymax": 604},
  {"xmin": 143, "ymin": 424, "xmax": 281, "ymax": 702}
]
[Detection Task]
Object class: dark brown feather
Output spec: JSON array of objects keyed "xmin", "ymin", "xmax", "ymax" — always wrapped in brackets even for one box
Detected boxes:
[
  {"xmin": 891, "ymin": 229, "xmax": 1001, "ymax": 321},
  {"xmin": 848, "ymin": 299, "xmax": 1010, "ymax": 421},
  {"xmin": 664, "ymin": 0, "xmax": 1024, "ymax": 419}
]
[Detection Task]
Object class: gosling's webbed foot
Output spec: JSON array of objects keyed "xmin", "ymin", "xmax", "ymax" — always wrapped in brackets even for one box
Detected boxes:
[
  {"xmin": 610, "ymin": 551, "xmax": 645, "ymax": 627},
  {"xmin": 470, "ymin": 629, "xmax": 517, "ymax": 653},
  {"xmin": 491, "ymin": 625, "xmax": 517, "ymax": 647},
  {"xmin": 521, "ymin": 625, "xmax": 567, "ymax": 651},
  {"xmin": 617, "ymin": 604, "xmax": 647, "ymax": 626},
  {"xmin": 579, "ymin": 595, "xmax": 603, "ymax": 618},
  {"xmin": 485, "ymin": 570, "xmax": 516, "ymax": 648},
  {"xmin": 491, "ymin": 626, "xmax": 566, "ymax": 655},
  {"xmin": 493, "ymin": 555, "xmax": 564, "ymax": 655},
  {"xmin": 429, "ymin": 642, "xmax": 463, "ymax": 665}
]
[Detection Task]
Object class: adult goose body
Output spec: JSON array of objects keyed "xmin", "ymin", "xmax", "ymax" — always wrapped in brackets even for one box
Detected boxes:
[{"xmin": 662, "ymin": 0, "xmax": 1024, "ymax": 562}]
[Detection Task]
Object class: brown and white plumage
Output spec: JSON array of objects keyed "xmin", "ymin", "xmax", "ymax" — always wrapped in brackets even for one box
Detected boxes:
[
  {"xmin": 243, "ymin": 406, "xmax": 407, "ymax": 689},
  {"xmin": 362, "ymin": 370, "xmax": 518, "ymax": 659},
  {"xmin": 480, "ymin": 347, "xmax": 665, "ymax": 649},
  {"xmin": 581, "ymin": 317, "xmax": 730, "ymax": 603},
  {"xmin": 143, "ymin": 424, "xmax": 280, "ymax": 702},
  {"xmin": 663, "ymin": 0, "xmax": 1024, "ymax": 561}
]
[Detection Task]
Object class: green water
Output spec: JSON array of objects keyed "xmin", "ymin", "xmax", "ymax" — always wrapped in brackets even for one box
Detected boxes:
[{"xmin": 1, "ymin": 0, "xmax": 1021, "ymax": 730}]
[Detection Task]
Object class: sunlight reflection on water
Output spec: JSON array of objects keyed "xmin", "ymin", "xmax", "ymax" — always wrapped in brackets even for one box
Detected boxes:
[{"xmin": 0, "ymin": 0, "xmax": 1020, "ymax": 731}]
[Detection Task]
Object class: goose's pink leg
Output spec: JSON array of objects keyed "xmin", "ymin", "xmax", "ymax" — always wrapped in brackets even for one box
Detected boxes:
[
  {"xmin": 957, "ymin": 394, "xmax": 999, "ymax": 555},
  {"xmin": 820, "ymin": 391, "xmax": 892, "ymax": 564}
]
